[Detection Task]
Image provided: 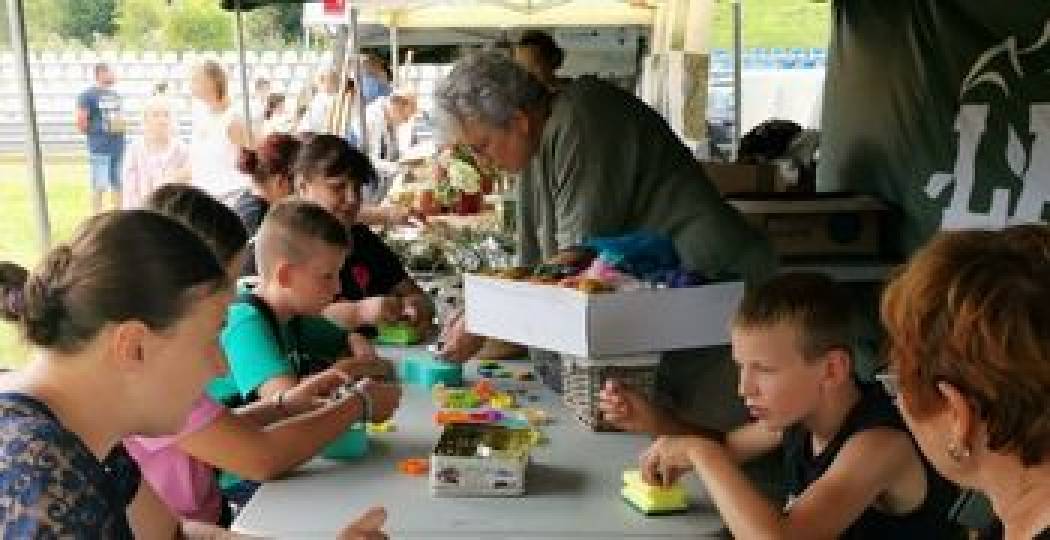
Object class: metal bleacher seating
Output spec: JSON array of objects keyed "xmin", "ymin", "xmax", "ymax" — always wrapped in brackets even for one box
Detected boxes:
[
  {"xmin": 2, "ymin": 46, "xmax": 829, "ymax": 153},
  {"xmin": 0, "ymin": 48, "xmax": 326, "ymax": 152}
]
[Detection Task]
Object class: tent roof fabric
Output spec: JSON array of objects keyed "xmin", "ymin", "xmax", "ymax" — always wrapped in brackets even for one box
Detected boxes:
[{"xmin": 307, "ymin": 0, "xmax": 655, "ymax": 28}]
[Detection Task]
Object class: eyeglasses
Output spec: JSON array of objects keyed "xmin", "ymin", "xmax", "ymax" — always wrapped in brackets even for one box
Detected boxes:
[{"xmin": 875, "ymin": 371, "xmax": 901, "ymax": 400}]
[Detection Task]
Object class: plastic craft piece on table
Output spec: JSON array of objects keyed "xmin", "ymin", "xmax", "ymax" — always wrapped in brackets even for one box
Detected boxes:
[
  {"xmin": 377, "ymin": 322, "xmax": 421, "ymax": 345},
  {"xmin": 527, "ymin": 428, "xmax": 547, "ymax": 446},
  {"xmin": 478, "ymin": 360, "xmax": 502, "ymax": 371},
  {"xmin": 437, "ymin": 388, "xmax": 482, "ymax": 409},
  {"xmin": 401, "ymin": 354, "xmax": 463, "ymax": 388},
  {"xmin": 322, "ymin": 424, "xmax": 369, "ymax": 460},
  {"xmin": 523, "ymin": 408, "xmax": 550, "ymax": 426},
  {"xmin": 473, "ymin": 379, "xmax": 495, "ymax": 401},
  {"xmin": 621, "ymin": 470, "xmax": 688, "ymax": 516},
  {"xmin": 489, "ymin": 392, "xmax": 516, "ymax": 410},
  {"xmin": 435, "ymin": 409, "xmax": 506, "ymax": 425},
  {"xmin": 435, "ymin": 410, "xmax": 469, "ymax": 425},
  {"xmin": 367, "ymin": 420, "xmax": 396, "ymax": 433},
  {"xmin": 398, "ymin": 457, "xmax": 430, "ymax": 476},
  {"xmin": 514, "ymin": 370, "xmax": 535, "ymax": 381}
]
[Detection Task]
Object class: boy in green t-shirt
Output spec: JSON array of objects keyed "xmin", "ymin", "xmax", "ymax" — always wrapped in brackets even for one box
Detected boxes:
[{"xmin": 210, "ymin": 198, "xmax": 392, "ymax": 406}]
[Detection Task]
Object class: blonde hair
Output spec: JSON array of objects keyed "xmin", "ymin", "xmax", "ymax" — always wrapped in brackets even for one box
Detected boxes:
[
  {"xmin": 194, "ymin": 60, "xmax": 228, "ymax": 101},
  {"xmin": 142, "ymin": 95, "xmax": 174, "ymax": 122}
]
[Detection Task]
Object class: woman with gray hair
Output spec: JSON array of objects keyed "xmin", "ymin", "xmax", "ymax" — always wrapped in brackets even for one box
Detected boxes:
[{"xmin": 435, "ymin": 51, "xmax": 776, "ymax": 361}]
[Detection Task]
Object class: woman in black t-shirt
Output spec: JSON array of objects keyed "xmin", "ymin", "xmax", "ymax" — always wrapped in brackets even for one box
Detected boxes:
[
  {"xmin": 883, "ymin": 226, "xmax": 1050, "ymax": 540},
  {"xmin": 234, "ymin": 132, "xmax": 300, "ymax": 276},
  {"xmin": 294, "ymin": 134, "xmax": 433, "ymax": 336}
]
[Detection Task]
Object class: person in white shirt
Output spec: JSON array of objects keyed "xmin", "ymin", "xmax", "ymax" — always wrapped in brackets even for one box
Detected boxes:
[
  {"xmin": 352, "ymin": 87, "xmax": 421, "ymax": 226},
  {"xmin": 301, "ymin": 68, "xmax": 340, "ymax": 134},
  {"xmin": 188, "ymin": 61, "xmax": 252, "ymax": 200},
  {"xmin": 356, "ymin": 87, "xmax": 417, "ymax": 181}
]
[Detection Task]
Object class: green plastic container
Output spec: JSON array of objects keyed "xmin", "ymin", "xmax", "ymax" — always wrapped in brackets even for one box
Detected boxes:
[
  {"xmin": 322, "ymin": 423, "xmax": 369, "ymax": 460},
  {"xmin": 400, "ymin": 354, "xmax": 463, "ymax": 388}
]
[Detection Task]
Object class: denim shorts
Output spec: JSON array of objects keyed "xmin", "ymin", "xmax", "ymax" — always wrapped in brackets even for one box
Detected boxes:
[{"xmin": 88, "ymin": 152, "xmax": 123, "ymax": 192}]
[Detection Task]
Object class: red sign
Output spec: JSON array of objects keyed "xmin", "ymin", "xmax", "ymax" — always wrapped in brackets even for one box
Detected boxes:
[{"xmin": 324, "ymin": 0, "xmax": 346, "ymax": 15}]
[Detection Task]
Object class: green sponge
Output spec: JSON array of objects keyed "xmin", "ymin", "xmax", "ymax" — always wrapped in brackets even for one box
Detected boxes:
[
  {"xmin": 622, "ymin": 470, "xmax": 688, "ymax": 516},
  {"xmin": 376, "ymin": 322, "xmax": 421, "ymax": 345}
]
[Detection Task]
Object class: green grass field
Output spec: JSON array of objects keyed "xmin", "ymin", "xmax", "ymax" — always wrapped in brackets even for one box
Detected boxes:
[
  {"xmin": 0, "ymin": 154, "xmax": 93, "ymax": 368},
  {"xmin": 711, "ymin": 0, "xmax": 831, "ymax": 48}
]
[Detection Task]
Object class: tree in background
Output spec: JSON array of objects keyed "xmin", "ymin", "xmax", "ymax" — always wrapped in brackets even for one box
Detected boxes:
[
  {"xmin": 163, "ymin": 0, "xmax": 234, "ymax": 51},
  {"xmin": 115, "ymin": 0, "xmax": 166, "ymax": 50},
  {"xmin": 244, "ymin": 3, "xmax": 304, "ymax": 50},
  {"xmin": 58, "ymin": 0, "xmax": 117, "ymax": 46},
  {"xmin": 0, "ymin": 2, "xmax": 8, "ymax": 48}
]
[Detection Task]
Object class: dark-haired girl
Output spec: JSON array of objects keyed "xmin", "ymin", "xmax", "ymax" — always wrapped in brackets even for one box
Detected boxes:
[{"xmin": 0, "ymin": 210, "xmax": 386, "ymax": 538}]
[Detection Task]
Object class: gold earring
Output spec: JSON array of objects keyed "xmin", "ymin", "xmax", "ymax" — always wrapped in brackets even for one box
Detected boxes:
[{"xmin": 947, "ymin": 442, "xmax": 971, "ymax": 462}]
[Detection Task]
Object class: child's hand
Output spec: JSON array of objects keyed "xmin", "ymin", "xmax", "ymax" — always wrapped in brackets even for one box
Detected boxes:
[
  {"xmin": 437, "ymin": 310, "xmax": 485, "ymax": 364},
  {"xmin": 283, "ymin": 369, "xmax": 350, "ymax": 414},
  {"xmin": 598, "ymin": 379, "xmax": 665, "ymax": 434},
  {"xmin": 402, "ymin": 296, "xmax": 434, "ymax": 337},
  {"xmin": 333, "ymin": 357, "xmax": 395, "ymax": 381},
  {"xmin": 357, "ymin": 379, "xmax": 402, "ymax": 422},
  {"xmin": 360, "ymin": 296, "xmax": 404, "ymax": 325},
  {"xmin": 348, "ymin": 332, "xmax": 379, "ymax": 364},
  {"xmin": 338, "ymin": 506, "xmax": 388, "ymax": 540},
  {"xmin": 640, "ymin": 436, "xmax": 704, "ymax": 488}
]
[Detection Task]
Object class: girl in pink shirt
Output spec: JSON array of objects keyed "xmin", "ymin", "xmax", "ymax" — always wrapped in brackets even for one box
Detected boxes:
[
  {"xmin": 125, "ymin": 184, "xmax": 400, "ymax": 527},
  {"xmin": 125, "ymin": 397, "xmax": 227, "ymax": 523},
  {"xmin": 121, "ymin": 96, "xmax": 190, "ymax": 209}
]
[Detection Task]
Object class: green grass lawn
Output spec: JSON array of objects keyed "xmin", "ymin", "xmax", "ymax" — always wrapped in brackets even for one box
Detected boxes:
[
  {"xmin": 0, "ymin": 153, "xmax": 93, "ymax": 369},
  {"xmin": 711, "ymin": 0, "xmax": 832, "ymax": 48}
]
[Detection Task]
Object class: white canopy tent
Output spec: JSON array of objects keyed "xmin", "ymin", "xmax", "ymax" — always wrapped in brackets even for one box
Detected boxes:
[
  {"xmin": 6, "ymin": 0, "xmax": 722, "ymax": 250},
  {"xmin": 305, "ymin": 0, "xmax": 656, "ymax": 29}
]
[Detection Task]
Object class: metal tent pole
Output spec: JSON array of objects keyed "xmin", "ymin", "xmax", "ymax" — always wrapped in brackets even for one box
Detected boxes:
[
  {"xmin": 732, "ymin": 0, "xmax": 742, "ymax": 159},
  {"xmin": 235, "ymin": 0, "xmax": 253, "ymax": 145},
  {"xmin": 7, "ymin": 0, "xmax": 50, "ymax": 249},
  {"xmin": 391, "ymin": 20, "xmax": 399, "ymax": 85},
  {"xmin": 350, "ymin": 6, "xmax": 367, "ymax": 151}
]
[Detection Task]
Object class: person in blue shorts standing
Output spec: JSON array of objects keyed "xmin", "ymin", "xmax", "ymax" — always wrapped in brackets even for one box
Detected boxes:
[{"xmin": 76, "ymin": 63, "xmax": 126, "ymax": 212}]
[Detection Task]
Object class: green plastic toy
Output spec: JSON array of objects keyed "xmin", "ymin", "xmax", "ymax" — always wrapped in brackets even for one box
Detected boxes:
[
  {"xmin": 322, "ymin": 423, "xmax": 369, "ymax": 460},
  {"xmin": 376, "ymin": 322, "xmax": 421, "ymax": 345}
]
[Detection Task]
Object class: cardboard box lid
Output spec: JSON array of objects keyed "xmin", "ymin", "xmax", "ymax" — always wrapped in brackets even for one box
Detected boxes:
[{"xmin": 464, "ymin": 275, "xmax": 744, "ymax": 357}]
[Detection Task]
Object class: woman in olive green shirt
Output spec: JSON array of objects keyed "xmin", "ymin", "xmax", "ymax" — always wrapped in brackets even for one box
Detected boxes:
[{"xmin": 434, "ymin": 52, "xmax": 775, "ymax": 361}]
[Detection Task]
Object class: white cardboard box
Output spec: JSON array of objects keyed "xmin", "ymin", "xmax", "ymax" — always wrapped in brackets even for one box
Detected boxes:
[{"xmin": 464, "ymin": 275, "xmax": 744, "ymax": 357}]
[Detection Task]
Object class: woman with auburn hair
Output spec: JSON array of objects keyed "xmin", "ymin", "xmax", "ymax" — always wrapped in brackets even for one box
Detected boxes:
[{"xmin": 880, "ymin": 224, "xmax": 1050, "ymax": 539}]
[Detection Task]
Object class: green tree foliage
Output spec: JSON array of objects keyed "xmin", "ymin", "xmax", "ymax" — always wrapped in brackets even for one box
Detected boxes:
[
  {"xmin": 162, "ymin": 0, "xmax": 234, "ymax": 51},
  {"xmin": 114, "ymin": 0, "xmax": 166, "ymax": 50},
  {"xmin": 58, "ymin": 0, "xmax": 117, "ymax": 46},
  {"xmin": 19, "ymin": 0, "xmax": 68, "ymax": 48},
  {"xmin": 243, "ymin": 3, "xmax": 304, "ymax": 49},
  {"xmin": 0, "ymin": 2, "xmax": 9, "ymax": 49}
]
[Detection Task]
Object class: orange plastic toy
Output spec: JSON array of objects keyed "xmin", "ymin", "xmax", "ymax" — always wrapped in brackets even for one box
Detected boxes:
[
  {"xmin": 398, "ymin": 458, "xmax": 430, "ymax": 476},
  {"xmin": 473, "ymin": 378, "xmax": 495, "ymax": 401}
]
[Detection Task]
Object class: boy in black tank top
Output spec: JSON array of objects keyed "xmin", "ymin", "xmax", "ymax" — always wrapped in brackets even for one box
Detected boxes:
[{"xmin": 600, "ymin": 273, "xmax": 963, "ymax": 538}]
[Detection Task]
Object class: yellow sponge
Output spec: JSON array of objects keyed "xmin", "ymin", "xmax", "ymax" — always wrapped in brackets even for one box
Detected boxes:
[{"xmin": 622, "ymin": 470, "xmax": 688, "ymax": 515}]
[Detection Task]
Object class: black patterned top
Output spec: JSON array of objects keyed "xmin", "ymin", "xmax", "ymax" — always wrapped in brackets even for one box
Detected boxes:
[{"xmin": 0, "ymin": 392, "xmax": 140, "ymax": 539}]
